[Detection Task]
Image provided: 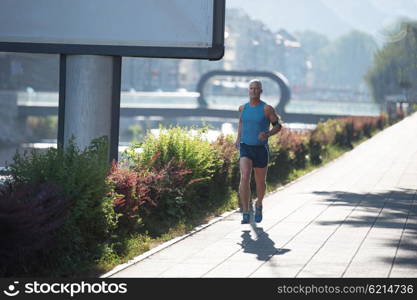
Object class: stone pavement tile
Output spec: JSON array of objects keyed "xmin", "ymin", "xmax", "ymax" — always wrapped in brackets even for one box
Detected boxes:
[
  {"xmin": 343, "ymin": 249, "xmax": 396, "ymax": 278},
  {"xmin": 312, "ymin": 206, "xmax": 359, "ymax": 224},
  {"xmin": 184, "ymin": 255, "xmax": 234, "ymax": 266},
  {"xmin": 398, "ymin": 173, "xmax": 417, "ymax": 190},
  {"xmin": 145, "ymin": 240, "xmax": 208, "ymax": 262},
  {"xmin": 159, "ymin": 263, "xmax": 217, "ymax": 278},
  {"xmin": 188, "ymin": 227, "xmax": 237, "ymax": 241},
  {"xmin": 343, "ymin": 265, "xmax": 392, "ymax": 278},
  {"xmin": 268, "ymin": 198, "xmax": 325, "ymax": 216},
  {"xmin": 390, "ymin": 238, "xmax": 417, "ymax": 275},
  {"xmin": 250, "ymin": 263, "xmax": 305, "ymax": 278},
  {"xmin": 366, "ymin": 222, "xmax": 405, "ymax": 233},
  {"xmin": 373, "ymin": 216, "xmax": 412, "ymax": 228},
  {"xmin": 184, "ymin": 221, "xmax": 241, "ymax": 242},
  {"xmin": 350, "ymin": 248, "xmax": 397, "ymax": 263},
  {"xmin": 203, "ymin": 258, "xmax": 265, "ymax": 278},
  {"xmin": 111, "ymin": 258, "xmax": 173, "ymax": 278},
  {"xmin": 250, "ymin": 245, "xmax": 321, "ymax": 272},
  {"xmin": 304, "ymin": 246, "xmax": 358, "ymax": 265},
  {"xmin": 282, "ymin": 225, "xmax": 339, "ymax": 246},
  {"xmin": 404, "ymin": 213, "xmax": 417, "ymax": 224},
  {"xmin": 291, "ymin": 155, "xmax": 371, "ymax": 193},
  {"xmin": 222, "ymin": 222, "xmax": 273, "ymax": 239},
  {"xmin": 361, "ymin": 234, "xmax": 404, "ymax": 249},
  {"xmin": 282, "ymin": 204, "xmax": 333, "ymax": 223},
  {"xmin": 323, "ymin": 229, "xmax": 370, "ymax": 245},
  {"xmin": 387, "ymin": 191, "xmax": 415, "ymax": 201},
  {"xmin": 184, "ymin": 242, "xmax": 242, "ymax": 264},
  {"xmin": 229, "ymin": 247, "xmax": 279, "ymax": 263},
  {"xmin": 266, "ymin": 223, "xmax": 310, "ymax": 240},
  {"xmin": 358, "ymin": 240, "xmax": 396, "ymax": 250},
  {"xmin": 264, "ymin": 191, "xmax": 313, "ymax": 208},
  {"xmin": 389, "ymin": 267, "xmax": 417, "ymax": 278},
  {"xmin": 112, "ymin": 239, "xmax": 243, "ymax": 278},
  {"xmin": 296, "ymin": 263, "xmax": 348, "ymax": 278},
  {"xmin": 271, "ymin": 244, "xmax": 312, "ymax": 257},
  {"xmin": 368, "ymin": 224, "xmax": 407, "ymax": 234},
  {"xmin": 258, "ymin": 207, "xmax": 311, "ymax": 228},
  {"xmin": 397, "ymin": 232, "xmax": 417, "ymax": 249},
  {"xmin": 222, "ymin": 226, "xmax": 255, "ymax": 240},
  {"xmin": 391, "ymin": 256, "xmax": 417, "ymax": 271}
]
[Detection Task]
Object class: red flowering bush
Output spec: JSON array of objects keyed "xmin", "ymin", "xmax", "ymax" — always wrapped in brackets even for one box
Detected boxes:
[
  {"xmin": 211, "ymin": 134, "xmax": 239, "ymax": 190},
  {"xmin": 108, "ymin": 153, "xmax": 192, "ymax": 235},
  {"xmin": 275, "ymin": 128, "xmax": 310, "ymax": 169}
]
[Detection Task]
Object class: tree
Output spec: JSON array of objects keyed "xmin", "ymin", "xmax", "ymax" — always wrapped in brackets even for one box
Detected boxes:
[
  {"xmin": 366, "ymin": 20, "xmax": 417, "ymax": 103},
  {"xmin": 294, "ymin": 30, "xmax": 329, "ymax": 58},
  {"xmin": 315, "ymin": 30, "xmax": 379, "ymax": 90}
]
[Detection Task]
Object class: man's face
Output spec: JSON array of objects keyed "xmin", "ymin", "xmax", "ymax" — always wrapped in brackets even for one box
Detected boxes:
[{"xmin": 249, "ymin": 82, "xmax": 262, "ymax": 99}]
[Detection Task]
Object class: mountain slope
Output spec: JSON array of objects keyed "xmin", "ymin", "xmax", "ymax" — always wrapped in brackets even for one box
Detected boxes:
[{"xmin": 226, "ymin": 0, "xmax": 417, "ymax": 38}]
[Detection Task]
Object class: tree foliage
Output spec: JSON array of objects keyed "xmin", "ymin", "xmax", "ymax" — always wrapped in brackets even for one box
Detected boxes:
[
  {"xmin": 296, "ymin": 30, "xmax": 378, "ymax": 90},
  {"xmin": 366, "ymin": 20, "xmax": 417, "ymax": 103},
  {"xmin": 315, "ymin": 30, "xmax": 378, "ymax": 89}
]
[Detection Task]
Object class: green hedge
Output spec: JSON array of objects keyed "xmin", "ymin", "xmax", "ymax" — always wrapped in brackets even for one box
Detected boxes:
[{"xmin": 2, "ymin": 137, "xmax": 117, "ymax": 276}]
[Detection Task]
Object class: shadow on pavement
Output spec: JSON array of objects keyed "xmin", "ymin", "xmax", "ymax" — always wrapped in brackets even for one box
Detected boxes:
[
  {"xmin": 313, "ymin": 189, "xmax": 417, "ymax": 268},
  {"xmin": 237, "ymin": 225, "xmax": 290, "ymax": 261},
  {"xmin": 313, "ymin": 189, "xmax": 416, "ymax": 227}
]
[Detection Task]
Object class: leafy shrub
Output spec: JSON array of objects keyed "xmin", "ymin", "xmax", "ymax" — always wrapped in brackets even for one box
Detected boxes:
[
  {"xmin": 107, "ymin": 163, "xmax": 147, "ymax": 232},
  {"xmin": 126, "ymin": 126, "xmax": 219, "ymax": 180},
  {"xmin": 307, "ymin": 115, "xmax": 389, "ymax": 164},
  {"xmin": 109, "ymin": 155, "xmax": 192, "ymax": 235},
  {"xmin": 0, "ymin": 182, "xmax": 67, "ymax": 275},
  {"xmin": 123, "ymin": 126, "xmax": 230, "ymax": 229},
  {"xmin": 140, "ymin": 158, "xmax": 193, "ymax": 235},
  {"xmin": 7, "ymin": 137, "xmax": 118, "ymax": 276},
  {"xmin": 275, "ymin": 128, "xmax": 310, "ymax": 169},
  {"xmin": 376, "ymin": 114, "xmax": 388, "ymax": 130},
  {"xmin": 211, "ymin": 134, "xmax": 239, "ymax": 190}
]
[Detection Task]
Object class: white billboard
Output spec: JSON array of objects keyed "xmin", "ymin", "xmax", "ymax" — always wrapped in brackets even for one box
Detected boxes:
[{"xmin": 0, "ymin": 0, "xmax": 224, "ymax": 60}]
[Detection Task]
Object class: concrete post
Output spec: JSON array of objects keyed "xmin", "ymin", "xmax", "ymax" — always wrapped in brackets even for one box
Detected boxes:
[{"xmin": 59, "ymin": 55, "xmax": 121, "ymax": 162}]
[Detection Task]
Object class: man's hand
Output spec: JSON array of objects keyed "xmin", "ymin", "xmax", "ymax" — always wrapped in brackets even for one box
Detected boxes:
[{"xmin": 258, "ymin": 132, "xmax": 269, "ymax": 141}]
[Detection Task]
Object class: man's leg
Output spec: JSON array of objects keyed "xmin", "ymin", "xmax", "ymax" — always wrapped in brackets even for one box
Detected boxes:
[
  {"xmin": 253, "ymin": 166, "xmax": 267, "ymax": 223},
  {"xmin": 239, "ymin": 157, "xmax": 252, "ymax": 213},
  {"xmin": 254, "ymin": 166, "xmax": 267, "ymax": 207}
]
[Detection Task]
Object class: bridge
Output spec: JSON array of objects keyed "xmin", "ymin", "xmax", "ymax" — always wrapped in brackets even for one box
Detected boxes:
[
  {"xmin": 16, "ymin": 91, "xmax": 380, "ymax": 124},
  {"xmin": 13, "ymin": 70, "xmax": 380, "ymax": 125}
]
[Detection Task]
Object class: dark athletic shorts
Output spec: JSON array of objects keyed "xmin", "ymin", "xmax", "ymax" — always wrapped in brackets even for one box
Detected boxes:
[{"xmin": 239, "ymin": 143, "xmax": 269, "ymax": 168}]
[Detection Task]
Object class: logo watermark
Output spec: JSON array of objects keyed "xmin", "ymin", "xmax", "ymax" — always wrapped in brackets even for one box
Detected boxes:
[
  {"xmin": 2, "ymin": 281, "xmax": 127, "ymax": 297},
  {"xmin": 3, "ymin": 281, "xmax": 20, "ymax": 297}
]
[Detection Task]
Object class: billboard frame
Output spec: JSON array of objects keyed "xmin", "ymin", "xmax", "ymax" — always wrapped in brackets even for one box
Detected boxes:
[{"xmin": 0, "ymin": 0, "xmax": 225, "ymax": 60}]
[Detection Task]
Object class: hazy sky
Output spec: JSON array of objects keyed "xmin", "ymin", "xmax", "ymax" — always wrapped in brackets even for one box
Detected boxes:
[{"xmin": 226, "ymin": 0, "xmax": 417, "ymax": 39}]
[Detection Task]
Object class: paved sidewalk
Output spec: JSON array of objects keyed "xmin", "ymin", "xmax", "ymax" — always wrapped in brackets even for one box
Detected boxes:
[{"xmin": 105, "ymin": 113, "xmax": 417, "ymax": 278}]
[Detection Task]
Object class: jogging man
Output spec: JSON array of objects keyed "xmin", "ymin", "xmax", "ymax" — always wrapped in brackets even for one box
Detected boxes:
[{"xmin": 235, "ymin": 79, "xmax": 282, "ymax": 224}]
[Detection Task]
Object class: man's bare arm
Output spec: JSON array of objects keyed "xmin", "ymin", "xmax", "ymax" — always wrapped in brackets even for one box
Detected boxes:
[{"xmin": 259, "ymin": 105, "xmax": 283, "ymax": 140}]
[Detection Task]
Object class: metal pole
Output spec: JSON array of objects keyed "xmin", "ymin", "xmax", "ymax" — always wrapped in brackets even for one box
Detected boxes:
[{"xmin": 58, "ymin": 54, "xmax": 121, "ymax": 162}]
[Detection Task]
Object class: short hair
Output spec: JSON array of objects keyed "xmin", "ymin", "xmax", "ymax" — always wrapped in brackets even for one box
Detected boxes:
[{"xmin": 249, "ymin": 79, "xmax": 262, "ymax": 89}]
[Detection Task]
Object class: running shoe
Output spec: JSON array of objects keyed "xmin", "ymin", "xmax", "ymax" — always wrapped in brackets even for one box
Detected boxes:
[
  {"xmin": 241, "ymin": 212, "xmax": 250, "ymax": 224},
  {"xmin": 255, "ymin": 205, "xmax": 263, "ymax": 223}
]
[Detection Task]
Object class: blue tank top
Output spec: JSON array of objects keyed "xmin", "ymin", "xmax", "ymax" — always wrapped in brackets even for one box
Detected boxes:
[{"xmin": 241, "ymin": 101, "xmax": 270, "ymax": 145}]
